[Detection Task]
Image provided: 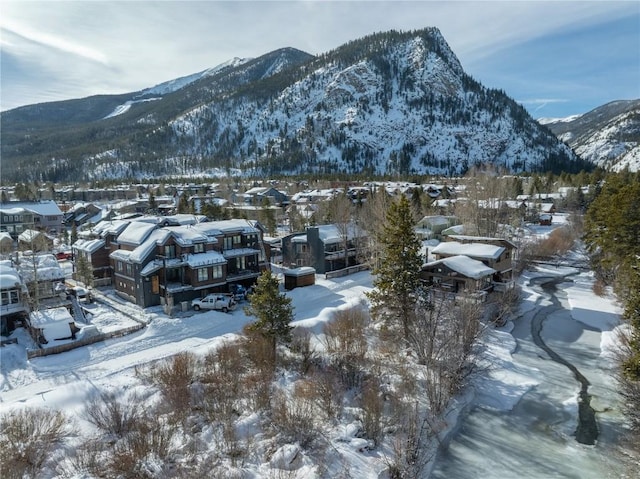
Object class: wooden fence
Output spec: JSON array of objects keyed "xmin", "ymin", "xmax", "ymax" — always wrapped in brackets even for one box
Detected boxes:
[{"xmin": 325, "ymin": 264, "xmax": 369, "ymax": 279}]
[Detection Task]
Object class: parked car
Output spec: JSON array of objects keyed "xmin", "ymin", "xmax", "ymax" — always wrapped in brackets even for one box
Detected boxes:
[
  {"xmin": 228, "ymin": 283, "xmax": 248, "ymax": 301},
  {"xmin": 191, "ymin": 294, "xmax": 236, "ymax": 313},
  {"xmin": 56, "ymin": 251, "xmax": 72, "ymax": 260}
]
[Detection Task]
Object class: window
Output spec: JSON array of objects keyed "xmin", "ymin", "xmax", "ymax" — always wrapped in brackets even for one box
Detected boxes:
[
  {"xmin": 223, "ymin": 235, "xmax": 241, "ymax": 250},
  {"xmin": 194, "ymin": 243, "xmax": 204, "ymax": 254},
  {"xmin": 212, "ymin": 265, "xmax": 223, "ymax": 279},
  {"xmin": 197, "ymin": 268, "xmax": 208, "ymax": 282},
  {"xmin": 164, "ymin": 244, "xmax": 176, "ymax": 259},
  {"xmin": 117, "ymin": 261, "xmax": 123, "ymax": 272},
  {"xmin": 125, "ymin": 264, "xmax": 133, "ymax": 276}
]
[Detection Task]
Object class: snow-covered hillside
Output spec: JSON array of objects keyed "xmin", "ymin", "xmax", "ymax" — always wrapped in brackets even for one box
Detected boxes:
[
  {"xmin": 139, "ymin": 57, "xmax": 251, "ymax": 96},
  {"xmin": 542, "ymin": 99, "xmax": 640, "ymax": 172},
  {"xmin": 1, "ymin": 28, "xmax": 585, "ymax": 182},
  {"xmin": 165, "ymin": 29, "xmax": 577, "ymax": 177}
]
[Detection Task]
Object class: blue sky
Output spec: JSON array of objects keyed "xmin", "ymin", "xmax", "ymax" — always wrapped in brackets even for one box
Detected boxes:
[{"xmin": 1, "ymin": 1, "xmax": 638, "ymax": 119}]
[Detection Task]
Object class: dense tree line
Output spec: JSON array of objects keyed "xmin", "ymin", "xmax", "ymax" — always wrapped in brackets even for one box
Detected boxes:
[{"xmin": 583, "ymin": 169, "xmax": 640, "ymax": 440}]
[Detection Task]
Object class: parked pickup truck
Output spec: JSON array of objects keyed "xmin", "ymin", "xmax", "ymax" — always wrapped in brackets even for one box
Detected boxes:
[{"xmin": 191, "ymin": 294, "xmax": 236, "ymax": 313}]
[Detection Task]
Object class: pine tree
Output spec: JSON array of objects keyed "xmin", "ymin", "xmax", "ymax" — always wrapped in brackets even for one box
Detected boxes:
[
  {"xmin": 76, "ymin": 253, "xmax": 94, "ymax": 288},
  {"xmin": 367, "ymin": 195, "xmax": 423, "ymax": 342},
  {"xmin": 244, "ymin": 270, "xmax": 294, "ymax": 365},
  {"xmin": 70, "ymin": 223, "xmax": 78, "ymax": 246}
]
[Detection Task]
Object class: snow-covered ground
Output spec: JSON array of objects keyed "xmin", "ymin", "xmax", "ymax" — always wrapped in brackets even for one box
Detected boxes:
[{"xmin": 0, "ymin": 214, "xmax": 631, "ymax": 477}]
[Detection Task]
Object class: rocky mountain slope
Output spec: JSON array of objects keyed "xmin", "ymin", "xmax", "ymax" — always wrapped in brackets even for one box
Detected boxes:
[
  {"xmin": 541, "ymin": 99, "xmax": 640, "ymax": 172},
  {"xmin": 1, "ymin": 28, "xmax": 587, "ymax": 182}
]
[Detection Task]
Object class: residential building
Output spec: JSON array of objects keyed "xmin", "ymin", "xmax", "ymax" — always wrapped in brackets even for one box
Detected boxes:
[
  {"xmin": 107, "ymin": 218, "xmax": 267, "ymax": 308},
  {"xmin": 0, "ymin": 201, "xmax": 63, "ymax": 235},
  {"xmin": 421, "ymin": 255, "xmax": 496, "ymax": 299},
  {"xmin": 0, "ymin": 261, "xmax": 28, "ymax": 335},
  {"xmin": 281, "ymin": 223, "xmax": 369, "ymax": 274}
]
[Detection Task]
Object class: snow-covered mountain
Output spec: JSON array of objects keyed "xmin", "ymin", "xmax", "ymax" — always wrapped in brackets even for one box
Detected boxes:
[
  {"xmin": 139, "ymin": 57, "xmax": 251, "ymax": 97},
  {"xmin": 1, "ymin": 28, "xmax": 587, "ymax": 182},
  {"xmin": 541, "ymin": 99, "xmax": 640, "ymax": 172}
]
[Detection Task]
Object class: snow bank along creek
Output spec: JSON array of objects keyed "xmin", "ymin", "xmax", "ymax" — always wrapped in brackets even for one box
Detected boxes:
[{"xmin": 431, "ymin": 273, "xmax": 630, "ymax": 479}]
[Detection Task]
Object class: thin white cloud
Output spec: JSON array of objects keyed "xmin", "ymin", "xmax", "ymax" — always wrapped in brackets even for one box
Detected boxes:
[{"xmin": 1, "ymin": 21, "xmax": 108, "ymax": 65}]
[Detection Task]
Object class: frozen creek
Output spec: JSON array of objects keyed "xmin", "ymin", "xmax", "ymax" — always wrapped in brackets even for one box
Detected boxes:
[{"xmin": 431, "ymin": 274, "xmax": 634, "ymax": 479}]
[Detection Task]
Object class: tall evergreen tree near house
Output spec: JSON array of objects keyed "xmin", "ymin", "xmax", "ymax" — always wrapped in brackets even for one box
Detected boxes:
[
  {"xmin": 70, "ymin": 223, "xmax": 78, "ymax": 246},
  {"xmin": 367, "ymin": 195, "xmax": 423, "ymax": 343},
  {"xmin": 259, "ymin": 197, "xmax": 277, "ymax": 235},
  {"xmin": 177, "ymin": 192, "xmax": 190, "ymax": 214},
  {"xmin": 244, "ymin": 269, "xmax": 294, "ymax": 366},
  {"xmin": 76, "ymin": 253, "xmax": 94, "ymax": 288}
]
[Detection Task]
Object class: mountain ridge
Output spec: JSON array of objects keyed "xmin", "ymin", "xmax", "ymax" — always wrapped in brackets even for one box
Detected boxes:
[
  {"xmin": 542, "ymin": 99, "xmax": 640, "ymax": 172},
  {"xmin": 1, "ymin": 28, "xmax": 589, "ymax": 182}
]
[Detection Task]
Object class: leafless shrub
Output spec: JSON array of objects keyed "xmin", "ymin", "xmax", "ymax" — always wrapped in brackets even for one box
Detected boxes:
[
  {"xmin": 241, "ymin": 371, "xmax": 272, "ymax": 412},
  {"xmin": 304, "ymin": 370, "xmax": 344, "ymax": 420},
  {"xmin": 492, "ymin": 285, "xmax": 521, "ymax": 325},
  {"xmin": 83, "ymin": 391, "xmax": 145, "ymax": 438},
  {"xmin": 592, "ymin": 278, "xmax": 606, "ymax": 297},
  {"xmin": 289, "ymin": 328, "xmax": 320, "ymax": 374},
  {"xmin": 360, "ymin": 377, "xmax": 384, "ymax": 447},
  {"xmin": 413, "ymin": 295, "xmax": 484, "ymax": 415},
  {"xmin": 270, "ymin": 386, "xmax": 319, "ymax": 449},
  {"xmin": 63, "ymin": 437, "xmax": 106, "ymax": 478},
  {"xmin": 324, "ymin": 307, "xmax": 369, "ymax": 388},
  {"xmin": 150, "ymin": 352, "xmax": 197, "ymax": 415},
  {"xmin": 324, "ymin": 307, "xmax": 369, "ymax": 357},
  {"xmin": 242, "ymin": 324, "xmax": 276, "ymax": 375},
  {"xmin": 198, "ymin": 341, "xmax": 246, "ymax": 421},
  {"xmin": 385, "ymin": 404, "xmax": 434, "ymax": 479},
  {"xmin": 106, "ymin": 417, "xmax": 178, "ymax": 479},
  {"xmin": 0, "ymin": 407, "xmax": 72, "ymax": 479}
]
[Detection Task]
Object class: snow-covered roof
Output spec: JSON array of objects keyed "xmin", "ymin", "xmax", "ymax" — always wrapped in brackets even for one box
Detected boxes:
[
  {"xmin": 117, "ymin": 221, "xmax": 157, "ymax": 245},
  {"xmin": 129, "ymin": 229, "xmax": 171, "ymax": 263},
  {"xmin": 431, "ymin": 241, "xmax": 505, "ymax": 260},
  {"xmin": 0, "ymin": 231, "xmax": 13, "ymax": 242},
  {"xmin": 91, "ymin": 219, "xmax": 131, "ymax": 237},
  {"xmin": 208, "ymin": 219, "xmax": 258, "ymax": 234},
  {"xmin": 284, "ymin": 266, "xmax": 316, "ymax": 276},
  {"xmin": 0, "ymin": 207, "xmax": 26, "ymax": 215},
  {"xmin": 140, "ymin": 261, "xmax": 162, "ymax": 277},
  {"xmin": 162, "ymin": 214, "xmax": 207, "ymax": 225},
  {"xmin": 73, "ymin": 238, "xmax": 105, "ymax": 254},
  {"xmin": 223, "ymin": 248, "xmax": 259, "ymax": 258},
  {"xmin": 313, "ymin": 223, "xmax": 365, "ymax": 244},
  {"xmin": 447, "ymin": 235, "xmax": 517, "ymax": 249},
  {"xmin": 442, "ymin": 224, "xmax": 465, "ymax": 235},
  {"xmin": 185, "ymin": 251, "xmax": 226, "ymax": 267},
  {"xmin": 17, "ymin": 254, "xmax": 65, "ymax": 282},
  {"xmin": 110, "ymin": 249, "xmax": 133, "ymax": 261},
  {"xmin": 425, "ymin": 255, "xmax": 496, "ymax": 280},
  {"xmin": 0, "ymin": 200, "xmax": 62, "ymax": 217},
  {"xmin": 290, "ymin": 235, "xmax": 307, "ymax": 243},
  {"xmin": 0, "ymin": 263, "xmax": 22, "ymax": 289},
  {"xmin": 29, "ymin": 307, "xmax": 74, "ymax": 342},
  {"xmin": 18, "ymin": 229, "xmax": 46, "ymax": 243},
  {"xmin": 165, "ymin": 226, "xmax": 209, "ymax": 246}
]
